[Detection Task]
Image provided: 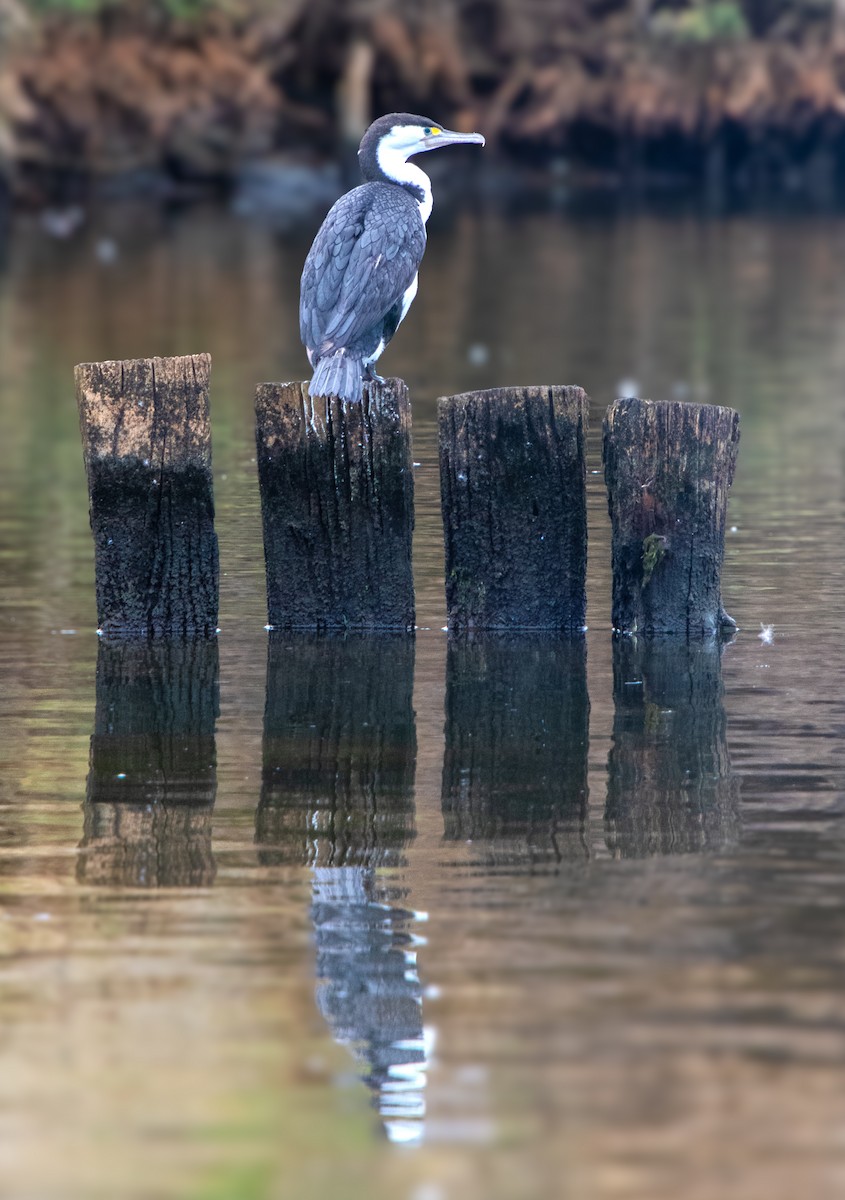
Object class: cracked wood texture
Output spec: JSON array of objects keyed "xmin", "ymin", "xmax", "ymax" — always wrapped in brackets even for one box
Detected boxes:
[
  {"xmin": 255, "ymin": 378, "xmax": 414, "ymax": 630},
  {"xmin": 75, "ymin": 354, "xmax": 219, "ymax": 638},
  {"xmin": 603, "ymin": 398, "xmax": 740, "ymax": 636},
  {"xmin": 439, "ymin": 386, "xmax": 588, "ymax": 632}
]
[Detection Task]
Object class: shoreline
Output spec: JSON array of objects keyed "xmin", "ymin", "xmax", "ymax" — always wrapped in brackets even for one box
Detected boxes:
[{"xmin": 4, "ymin": 4, "xmax": 845, "ymax": 211}]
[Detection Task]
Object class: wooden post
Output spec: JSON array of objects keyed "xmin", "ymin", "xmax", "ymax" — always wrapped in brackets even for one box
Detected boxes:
[
  {"xmin": 256, "ymin": 634, "xmax": 416, "ymax": 867},
  {"xmin": 442, "ymin": 635, "xmax": 590, "ymax": 868},
  {"xmin": 78, "ymin": 639, "xmax": 219, "ymax": 887},
  {"xmin": 439, "ymin": 386, "xmax": 588, "ymax": 632},
  {"xmin": 603, "ymin": 397, "xmax": 740, "ymax": 636},
  {"xmin": 75, "ymin": 354, "xmax": 219, "ymax": 638},
  {"xmin": 605, "ymin": 636, "xmax": 740, "ymax": 857},
  {"xmin": 255, "ymin": 380, "xmax": 415, "ymax": 631}
]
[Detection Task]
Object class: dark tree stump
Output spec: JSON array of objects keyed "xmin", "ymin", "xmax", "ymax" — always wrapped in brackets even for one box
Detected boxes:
[
  {"xmin": 603, "ymin": 398, "xmax": 740, "ymax": 636},
  {"xmin": 255, "ymin": 379, "xmax": 415, "ymax": 631},
  {"xmin": 605, "ymin": 636, "xmax": 740, "ymax": 858},
  {"xmin": 78, "ymin": 639, "xmax": 219, "ymax": 888},
  {"xmin": 439, "ymin": 386, "xmax": 588, "ymax": 632},
  {"xmin": 442, "ymin": 635, "xmax": 590, "ymax": 869},
  {"xmin": 75, "ymin": 354, "xmax": 219, "ymax": 638},
  {"xmin": 256, "ymin": 634, "xmax": 416, "ymax": 867}
]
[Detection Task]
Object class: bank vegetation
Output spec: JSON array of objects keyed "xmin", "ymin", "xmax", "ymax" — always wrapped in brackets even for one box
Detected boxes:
[{"xmin": 3, "ymin": 0, "xmax": 845, "ymax": 201}]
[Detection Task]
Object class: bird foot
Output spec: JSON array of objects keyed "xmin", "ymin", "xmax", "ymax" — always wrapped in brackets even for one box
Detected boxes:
[{"xmin": 363, "ymin": 367, "xmax": 385, "ymax": 384}]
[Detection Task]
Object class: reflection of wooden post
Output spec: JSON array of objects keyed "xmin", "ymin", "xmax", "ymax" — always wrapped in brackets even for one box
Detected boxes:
[
  {"xmin": 255, "ymin": 380, "xmax": 415, "ymax": 631},
  {"xmin": 605, "ymin": 636, "xmax": 740, "ymax": 858},
  {"xmin": 603, "ymin": 398, "xmax": 739, "ymax": 636},
  {"xmin": 442, "ymin": 635, "xmax": 590, "ymax": 867},
  {"xmin": 78, "ymin": 640, "xmax": 219, "ymax": 887},
  {"xmin": 439, "ymin": 386, "xmax": 588, "ymax": 632},
  {"xmin": 75, "ymin": 354, "xmax": 218, "ymax": 638},
  {"xmin": 256, "ymin": 634, "xmax": 416, "ymax": 866},
  {"xmin": 257, "ymin": 633, "xmax": 423, "ymax": 1139}
]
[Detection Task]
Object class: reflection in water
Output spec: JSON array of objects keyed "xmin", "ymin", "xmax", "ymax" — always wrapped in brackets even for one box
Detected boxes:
[
  {"xmin": 311, "ymin": 869, "xmax": 428, "ymax": 1144},
  {"xmin": 442, "ymin": 636, "xmax": 590, "ymax": 869},
  {"xmin": 78, "ymin": 639, "xmax": 219, "ymax": 887},
  {"xmin": 605, "ymin": 636, "xmax": 740, "ymax": 857},
  {"xmin": 256, "ymin": 635, "xmax": 416, "ymax": 868},
  {"xmin": 257, "ymin": 635, "xmax": 427, "ymax": 1143},
  {"xmin": 9, "ymin": 207, "xmax": 845, "ymax": 1197}
]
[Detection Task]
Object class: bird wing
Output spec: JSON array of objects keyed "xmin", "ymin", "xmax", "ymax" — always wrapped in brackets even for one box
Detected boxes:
[{"xmin": 300, "ymin": 184, "xmax": 425, "ymax": 355}]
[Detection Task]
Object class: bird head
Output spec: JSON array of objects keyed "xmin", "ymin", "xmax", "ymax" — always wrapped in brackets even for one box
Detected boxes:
[{"xmin": 359, "ymin": 113, "xmax": 485, "ymax": 170}]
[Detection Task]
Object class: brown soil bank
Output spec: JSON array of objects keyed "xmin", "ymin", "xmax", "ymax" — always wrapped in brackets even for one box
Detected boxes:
[{"xmin": 5, "ymin": 0, "xmax": 845, "ymax": 203}]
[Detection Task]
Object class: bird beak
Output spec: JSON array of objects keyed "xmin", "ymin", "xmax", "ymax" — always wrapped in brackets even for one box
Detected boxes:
[{"xmin": 422, "ymin": 128, "xmax": 486, "ymax": 150}]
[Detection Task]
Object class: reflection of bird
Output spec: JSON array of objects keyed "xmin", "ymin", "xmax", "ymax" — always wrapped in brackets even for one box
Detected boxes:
[
  {"xmin": 311, "ymin": 867, "xmax": 429, "ymax": 1145},
  {"xmin": 300, "ymin": 113, "xmax": 485, "ymax": 404}
]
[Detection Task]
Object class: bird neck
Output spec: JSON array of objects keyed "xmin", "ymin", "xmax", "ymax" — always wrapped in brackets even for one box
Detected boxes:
[{"xmin": 365, "ymin": 142, "xmax": 433, "ymax": 225}]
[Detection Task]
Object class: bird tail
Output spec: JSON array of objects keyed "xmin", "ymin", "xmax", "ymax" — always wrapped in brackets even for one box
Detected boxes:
[{"xmin": 309, "ymin": 352, "xmax": 363, "ymax": 404}]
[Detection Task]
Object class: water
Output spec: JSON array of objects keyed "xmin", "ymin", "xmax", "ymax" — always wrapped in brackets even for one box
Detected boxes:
[{"xmin": 2, "ymin": 200, "xmax": 845, "ymax": 1198}]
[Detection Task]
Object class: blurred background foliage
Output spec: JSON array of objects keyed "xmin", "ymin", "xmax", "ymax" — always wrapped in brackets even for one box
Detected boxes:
[{"xmin": 3, "ymin": 0, "xmax": 845, "ymax": 202}]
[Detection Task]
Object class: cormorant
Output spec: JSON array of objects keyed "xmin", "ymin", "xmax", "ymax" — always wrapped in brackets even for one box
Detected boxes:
[{"xmin": 300, "ymin": 113, "xmax": 485, "ymax": 404}]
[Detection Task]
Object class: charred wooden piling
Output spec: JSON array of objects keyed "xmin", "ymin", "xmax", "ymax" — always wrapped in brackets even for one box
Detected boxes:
[
  {"xmin": 255, "ymin": 379, "xmax": 415, "ymax": 630},
  {"xmin": 603, "ymin": 398, "xmax": 740, "ymax": 637},
  {"xmin": 75, "ymin": 354, "xmax": 218, "ymax": 638},
  {"xmin": 78, "ymin": 639, "xmax": 219, "ymax": 887},
  {"xmin": 439, "ymin": 386, "xmax": 588, "ymax": 632}
]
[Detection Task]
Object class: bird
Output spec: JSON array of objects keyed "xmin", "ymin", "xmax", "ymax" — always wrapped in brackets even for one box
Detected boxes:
[{"xmin": 300, "ymin": 113, "xmax": 485, "ymax": 404}]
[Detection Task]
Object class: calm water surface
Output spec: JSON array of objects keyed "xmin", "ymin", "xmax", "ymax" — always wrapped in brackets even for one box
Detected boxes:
[{"xmin": 1, "ymin": 202, "xmax": 845, "ymax": 1198}]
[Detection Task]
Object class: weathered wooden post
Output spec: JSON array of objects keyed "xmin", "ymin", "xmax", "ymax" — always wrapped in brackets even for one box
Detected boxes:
[
  {"xmin": 605, "ymin": 636, "xmax": 740, "ymax": 858},
  {"xmin": 442, "ymin": 635, "xmax": 590, "ymax": 867},
  {"xmin": 255, "ymin": 379, "xmax": 415, "ymax": 630},
  {"xmin": 78, "ymin": 639, "xmax": 219, "ymax": 887},
  {"xmin": 603, "ymin": 398, "xmax": 740, "ymax": 636},
  {"xmin": 256, "ymin": 634, "xmax": 416, "ymax": 866},
  {"xmin": 75, "ymin": 354, "xmax": 219, "ymax": 638},
  {"xmin": 439, "ymin": 386, "xmax": 588, "ymax": 632}
]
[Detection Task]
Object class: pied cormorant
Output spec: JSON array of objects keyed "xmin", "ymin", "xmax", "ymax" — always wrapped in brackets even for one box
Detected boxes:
[{"xmin": 300, "ymin": 113, "xmax": 485, "ymax": 404}]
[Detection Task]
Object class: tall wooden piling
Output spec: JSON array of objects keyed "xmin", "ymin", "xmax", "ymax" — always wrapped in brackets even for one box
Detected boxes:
[
  {"xmin": 255, "ymin": 379, "xmax": 415, "ymax": 630},
  {"xmin": 78, "ymin": 639, "xmax": 219, "ymax": 887},
  {"xmin": 603, "ymin": 398, "xmax": 740, "ymax": 636},
  {"xmin": 75, "ymin": 354, "xmax": 218, "ymax": 638},
  {"xmin": 439, "ymin": 386, "xmax": 588, "ymax": 632}
]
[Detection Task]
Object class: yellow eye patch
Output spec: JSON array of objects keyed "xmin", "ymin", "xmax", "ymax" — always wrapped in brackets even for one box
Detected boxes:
[{"xmin": 424, "ymin": 126, "xmax": 441, "ymax": 136}]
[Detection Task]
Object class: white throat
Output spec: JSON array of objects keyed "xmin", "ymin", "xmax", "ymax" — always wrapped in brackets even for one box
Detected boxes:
[{"xmin": 376, "ymin": 141, "xmax": 433, "ymax": 225}]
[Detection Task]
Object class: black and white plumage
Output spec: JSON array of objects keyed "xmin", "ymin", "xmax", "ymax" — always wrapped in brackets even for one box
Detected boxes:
[{"xmin": 300, "ymin": 113, "xmax": 485, "ymax": 404}]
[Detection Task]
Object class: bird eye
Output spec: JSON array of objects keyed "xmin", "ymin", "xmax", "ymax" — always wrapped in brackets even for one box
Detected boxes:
[{"xmin": 423, "ymin": 127, "xmax": 431, "ymax": 135}]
